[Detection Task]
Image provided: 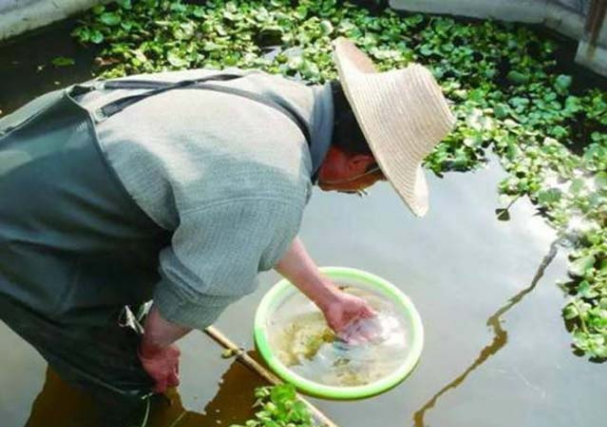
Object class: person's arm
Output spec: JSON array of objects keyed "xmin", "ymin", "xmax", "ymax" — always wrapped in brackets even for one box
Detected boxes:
[
  {"xmin": 275, "ymin": 236, "xmax": 375, "ymax": 335},
  {"xmin": 139, "ymin": 199, "xmax": 303, "ymax": 393},
  {"xmin": 138, "ymin": 304, "xmax": 190, "ymax": 393}
]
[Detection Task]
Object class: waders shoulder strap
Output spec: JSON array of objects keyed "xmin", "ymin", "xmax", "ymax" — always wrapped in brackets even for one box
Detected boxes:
[
  {"xmin": 95, "ymin": 73, "xmax": 243, "ymax": 117},
  {"xmin": 89, "ymin": 74, "xmax": 311, "ymax": 147}
]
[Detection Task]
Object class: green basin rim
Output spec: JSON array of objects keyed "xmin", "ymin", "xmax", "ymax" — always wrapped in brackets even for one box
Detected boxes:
[{"xmin": 254, "ymin": 266, "xmax": 424, "ymax": 400}]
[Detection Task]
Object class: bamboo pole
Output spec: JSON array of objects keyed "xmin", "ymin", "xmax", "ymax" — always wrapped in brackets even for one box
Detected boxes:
[{"xmin": 204, "ymin": 325, "xmax": 340, "ymax": 427}]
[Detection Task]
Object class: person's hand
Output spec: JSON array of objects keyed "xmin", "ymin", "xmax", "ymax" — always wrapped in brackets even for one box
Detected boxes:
[
  {"xmin": 322, "ymin": 291, "xmax": 378, "ymax": 344},
  {"xmin": 138, "ymin": 343, "xmax": 181, "ymax": 393}
]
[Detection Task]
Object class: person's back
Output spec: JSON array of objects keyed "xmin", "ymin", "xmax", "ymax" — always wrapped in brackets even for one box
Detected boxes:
[
  {"xmin": 74, "ymin": 68, "xmax": 334, "ymax": 328},
  {"xmin": 0, "ymin": 67, "xmax": 334, "ymax": 425},
  {"xmin": 79, "ymin": 68, "xmax": 327, "ymax": 231}
]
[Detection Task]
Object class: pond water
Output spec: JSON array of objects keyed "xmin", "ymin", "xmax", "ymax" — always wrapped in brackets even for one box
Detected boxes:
[{"xmin": 1, "ymin": 19, "xmax": 606, "ymax": 427}]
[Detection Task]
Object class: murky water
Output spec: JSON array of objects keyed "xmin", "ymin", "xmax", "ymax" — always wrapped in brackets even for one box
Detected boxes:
[
  {"xmin": 1, "ymin": 18, "xmax": 607, "ymax": 427},
  {"xmin": 0, "ymin": 21, "xmax": 97, "ymax": 117}
]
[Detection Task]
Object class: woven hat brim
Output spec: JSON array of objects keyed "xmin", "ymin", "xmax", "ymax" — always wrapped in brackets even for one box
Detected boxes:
[{"xmin": 333, "ymin": 38, "xmax": 455, "ymax": 217}]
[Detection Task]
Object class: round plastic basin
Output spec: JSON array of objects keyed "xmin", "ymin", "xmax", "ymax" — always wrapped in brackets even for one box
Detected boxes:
[{"xmin": 254, "ymin": 266, "xmax": 424, "ymax": 399}]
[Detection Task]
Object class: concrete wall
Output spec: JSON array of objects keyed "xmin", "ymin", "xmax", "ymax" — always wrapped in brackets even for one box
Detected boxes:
[
  {"xmin": 389, "ymin": 0, "xmax": 591, "ymax": 38},
  {"xmin": 390, "ymin": 0, "xmax": 607, "ymax": 76},
  {"xmin": 552, "ymin": 0, "xmax": 590, "ymax": 15},
  {"xmin": 0, "ymin": 0, "xmax": 106, "ymax": 41}
]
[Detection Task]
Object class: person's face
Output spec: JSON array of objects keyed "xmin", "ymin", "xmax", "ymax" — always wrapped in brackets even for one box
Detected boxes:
[{"xmin": 317, "ymin": 146, "xmax": 386, "ymax": 194}]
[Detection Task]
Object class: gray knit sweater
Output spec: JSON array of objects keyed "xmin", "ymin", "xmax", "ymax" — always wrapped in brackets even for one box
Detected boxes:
[{"xmin": 76, "ymin": 68, "xmax": 334, "ymax": 330}]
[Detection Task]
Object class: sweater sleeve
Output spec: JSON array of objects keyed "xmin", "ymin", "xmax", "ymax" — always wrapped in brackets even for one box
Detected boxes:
[{"xmin": 153, "ymin": 198, "xmax": 303, "ymax": 330}]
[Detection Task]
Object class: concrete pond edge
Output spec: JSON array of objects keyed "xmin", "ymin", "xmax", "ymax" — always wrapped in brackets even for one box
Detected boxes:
[{"xmin": 0, "ymin": 0, "xmax": 108, "ymax": 42}]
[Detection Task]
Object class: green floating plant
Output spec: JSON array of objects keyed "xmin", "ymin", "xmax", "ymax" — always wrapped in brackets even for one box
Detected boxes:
[
  {"xmin": 51, "ymin": 56, "xmax": 75, "ymax": 67},
  {"xmin": 230, "ymin": 384, "xmax": 314, "ymax": 427}
]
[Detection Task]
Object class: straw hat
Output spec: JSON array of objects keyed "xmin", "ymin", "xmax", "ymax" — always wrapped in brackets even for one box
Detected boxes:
[{"xmin": 332, "ymin": 37, "xmax": 456, "ymax": 217}]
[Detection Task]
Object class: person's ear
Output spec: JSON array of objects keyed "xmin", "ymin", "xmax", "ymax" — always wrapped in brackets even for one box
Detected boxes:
[{"xmin": 347, "ymin": 154, "xmax": 375, "ymax": 175}]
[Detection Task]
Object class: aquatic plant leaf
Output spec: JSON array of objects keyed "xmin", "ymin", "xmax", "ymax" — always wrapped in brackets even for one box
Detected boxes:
[
  {"xmin": 569, "ymin": 256, "xmax": 596, "ymax": 278},
  {"xmin": 563, "ymin": 304, "xmax": 579, "ymax": 320},
  {"xmin": 51, "ymin": 56, "xmax": 75, "ymax": 67},
  {"xmin": 320, "ymin": 20, "xmax": 334, "ymax": 35},
  {"xmin": 537, "ymin": 188, "xmax": 562, "ymax": 205},
  {"xmin": 100, "ymin": 12, "xmax": 121, "ymax": 26},
  {"xmin": 90, "ymin": 29, "xmax": 104, "ymax": 44},
  {"xmin": 116, "ymin": 0, "xmax": 132, "ymax": 9},
  {"xmin": 494, "ymin": 104, "xmax": 509, "ymax": 119},
  {"xmin": 92, "ymin": 4, "xmax": 105, "ymax": 14},
  {"xmin": 555, "ymin": 74, "xmax": 572, "ymax": 93},
  {"xmin": 270, "ymin": 383, "xmax": 296, "ymax": 405},
  {"xmin": 221, "ymin": 348, "xmax": 237, "ymax": 358},
  {"xmin": 495, "ymin": 208, "xmax": 510, "ymax": 221},
  {"xmin": 167, "ymin": 49, "xmax": 189, "ymax": 67},
  {"xmin": 507, "ymin": 70, "xmax": 530, "ymax": 84}
]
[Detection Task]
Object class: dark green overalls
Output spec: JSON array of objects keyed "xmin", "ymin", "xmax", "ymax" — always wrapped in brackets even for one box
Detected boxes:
[{"xmin": 0, "ymin": 74, "xmax": 310, "ymax": 420}]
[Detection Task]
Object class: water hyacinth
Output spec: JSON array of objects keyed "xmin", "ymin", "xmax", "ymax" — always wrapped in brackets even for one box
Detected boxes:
[{"xmin": 72, "ymin": 0, "xmax": 607, "ymax": 359}]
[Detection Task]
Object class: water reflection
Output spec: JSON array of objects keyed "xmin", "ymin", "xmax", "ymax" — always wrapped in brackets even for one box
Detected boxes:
[
  {"xmin": 24, "ymin": 369, "xmax": 98, "ymax": 427},
  {"xmin": 23, "ymin": 354, "xmax": 266, "ymax": 427},
  {"xmin": 412, "ymin": 237, "xmax": 562, "ymax": 427}
]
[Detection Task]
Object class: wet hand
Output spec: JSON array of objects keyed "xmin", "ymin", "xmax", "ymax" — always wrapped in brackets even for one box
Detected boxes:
[
  {"xmin": 322, "ymin": 292, "xmax": 378, "ymax": 344},
  {"xmin": 138, "ymin": 343, "xmax": 181, "ymax": 393}
]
